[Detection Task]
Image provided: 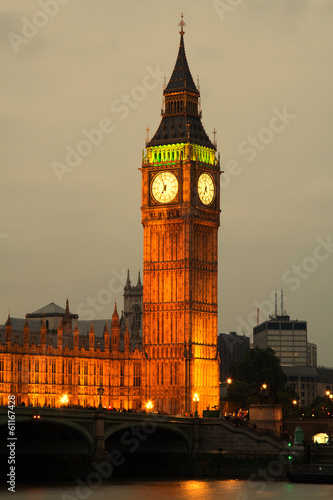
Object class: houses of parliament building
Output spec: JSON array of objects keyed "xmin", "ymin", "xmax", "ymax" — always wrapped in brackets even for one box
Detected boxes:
[{"xmin": 0, "ymin": 18, "xmax": 221, "ymax": 416}]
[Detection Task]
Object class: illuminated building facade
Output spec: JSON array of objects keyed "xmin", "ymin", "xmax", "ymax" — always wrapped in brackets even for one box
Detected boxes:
[
  {"xmin": 0, "ymin": 299, "xmax": 142, "ymax": 409},
  {"xmin": 141, "ymin": 18, "xmax": 221, "ymax": 415},
  {"xmin": 0, "ymin": 19, "xmax": 221, "ymax": 414}
]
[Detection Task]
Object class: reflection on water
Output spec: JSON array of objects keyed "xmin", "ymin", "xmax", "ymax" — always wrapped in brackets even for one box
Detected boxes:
[{"xmin": 1, "ymin": 479, "xmax": 333, "ymax": 500}]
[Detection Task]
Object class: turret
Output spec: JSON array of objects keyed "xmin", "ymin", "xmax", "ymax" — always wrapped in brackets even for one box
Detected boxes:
[
  {"xmin": 57, "ymin": 318, "xmax": 63, "ymax": 350},
  {"xmin": 73, "ymin": 318, "xmax": 79, "ymax": 351},
  {"xmin": 62, "ymin": 298, "xmax": 72, "ymax": 335},
  {"xmin": 89, "ymin": 322, "xmax": 95, "ymax": 351},
  {"xmin": 5, "ymin": 314, "xmax": 11, "ymax": 345},
  {"xmin": 41, "ymin": 316, "xmax": 47, "ymax": 351},
  {"xmin": 103, "ymin": 321, "xmax": 110, "ymax": 352},
  {"xmin": 124, "ymin": 323, "xmax": 130, "ymax": 354},
  {"xmin": 23, "ymin": 315, "xmax": 29, "ymax": 347},
  {"xmin": 125, "ymin": 269, "xmax": 131, "ymax": 289},
  {"xmin": 111, "ymin": 302, "xmax": 120, "ymax": 351}
]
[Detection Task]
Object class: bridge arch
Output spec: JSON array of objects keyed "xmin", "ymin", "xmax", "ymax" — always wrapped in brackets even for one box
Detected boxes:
[
  {"xmin": 0, "ymin": 416, "xmax": 94, "ymax": 455},
  {"xmin": 105, "ymin": 420, "xmax": 192, "ymax": 453}
]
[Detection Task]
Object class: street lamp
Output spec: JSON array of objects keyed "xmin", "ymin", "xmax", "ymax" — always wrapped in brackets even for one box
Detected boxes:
[
  {"xmin": 227, "ymin": 378, "xmax": 232, "ymax": 385},
  {"xmin": 327, "ymin": 392, "xmax": 333, "ymax": 418},
  {"xmin": 193, "ymin": 393, "xmax": 200, "ymax": 418},
  {"xmin": 146, "ymin": 400, "xmax": 153, "ymax": 412},
  {"xmin": 60, "ymin": 394, "xmax": 69, "ymax": 406},
  {"xmin": 97, "ymin": 384, "xmax": 104, "ymax": 409}
]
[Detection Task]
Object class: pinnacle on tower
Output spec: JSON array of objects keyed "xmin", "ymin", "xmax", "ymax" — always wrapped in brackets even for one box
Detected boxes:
[
  {"xmin": 24, "ymin": 314, "xmax": 29, "ymax": 329},
  {"xmin": 125, "ymin": 269, "xmax": 131, "ymax": 288},
  {"xmin": 5, "ymin": 313, "xmax": 11, "ymax": 327},
  {"xmin": 74, "ymin": 317, "xmax": 79, "ymax": 333},
  {"xmin": 112, "ymin": 302, "xmax": 119, "ymax": 318},
  {"xmin": 137, "ymin": 271, "xmax": 142, "ymax": 287},
  {"xmin": 147, "ymin": 15, "xmax": 215, "ymax": 149}
]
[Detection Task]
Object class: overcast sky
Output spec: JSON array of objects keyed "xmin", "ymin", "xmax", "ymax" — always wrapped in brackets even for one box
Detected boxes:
[{"xmin": 1, "ymin": 0, "xmax": 333, "ymax": 367}]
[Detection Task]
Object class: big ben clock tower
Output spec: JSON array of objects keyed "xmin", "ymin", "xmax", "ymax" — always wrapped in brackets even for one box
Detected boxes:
[{"xmin": 141, "ymin": 16, "xmax": 221, "ymax": 415}]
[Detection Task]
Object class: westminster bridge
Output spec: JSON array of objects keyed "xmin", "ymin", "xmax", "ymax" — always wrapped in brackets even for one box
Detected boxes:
[{"xmin": 1, "ymin": 406, "xmax": 331, "ymax": 479}]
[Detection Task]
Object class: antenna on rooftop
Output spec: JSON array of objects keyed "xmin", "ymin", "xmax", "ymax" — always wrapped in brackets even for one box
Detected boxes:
[
  {"xmin": 281, "ymin": 289, "xmax": 284, "ymax": 316},
  {"xmin": 274, "ymin": 290, "xmax": 277, "ymax": 318}
]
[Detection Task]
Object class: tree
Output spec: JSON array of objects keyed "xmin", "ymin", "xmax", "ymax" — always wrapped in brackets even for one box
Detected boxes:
[
  {"xmin": 229, "ymin": 348, "xmax": 287, "ymax": 404},
  {"xmin": 226, "ymin": 380, "xmax": 252, "ymax": 408}
]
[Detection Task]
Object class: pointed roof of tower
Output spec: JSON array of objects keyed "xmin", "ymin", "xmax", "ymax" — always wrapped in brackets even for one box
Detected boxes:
[
  {"xmin": 137, "ymin": 271, "xmax": 142, "ymax": 287},
  {"xmin": 24, "ymin": 314, "xmax": 29, "ymax": 330},
  {"xmin": 112, "ymin": 302, "xmax": 119, "ymax": 320},
  {"xmin": 89, "ymin": 322, "xmax": 95, "ymax": 334},
  {"xmin": 125, "ymin": 269, "xmax": 131, "ymax": 288},
  {"xmin": 164, "ymin": 16, "xmax": 199, "ymax": 95},
  {"xmin": 146, "ymin": 15, "xmax": 215, "ymax": 150},
  {"xmin": 5, "ymin": 314, "xmax": 11, "ymax": 327},
  {"xmin": 73, "ymin": 318, "xmax": 79, "ymax": 334}
]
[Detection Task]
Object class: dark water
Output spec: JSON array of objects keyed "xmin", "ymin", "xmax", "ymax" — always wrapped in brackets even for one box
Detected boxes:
[{"xmin": 1, "ymin": 479, "xmax": 333, "ymax": 500}]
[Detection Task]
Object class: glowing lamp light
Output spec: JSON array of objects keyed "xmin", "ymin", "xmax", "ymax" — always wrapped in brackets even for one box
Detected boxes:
[
  {"xmin": 262, "ymin": 384, "xmax": 267, "ymax": 390},
  {"xmin": 193, "ymin": 393, "xmax": 200, "ymax": 418},
  {"xmin": 227, "ymin": 378, "xmax": 232, "ymax": 384},
  {"xmin": 193, "ymin": 393, "xmax": 200, "ymax": 404},
  {"xmin": 326, "ymin": 390, "xmax": 330, "ymax": 396},
  {"xmin": 292, "ymin": 400, "xmax": 298, "ymax": 405},
  {"xmin": 146, "ymin": 400, "xmax": 153, "ymax": 412},
  {"xmin": 60, "ymin": 394, "xmax": 69, "ymax": 405}
]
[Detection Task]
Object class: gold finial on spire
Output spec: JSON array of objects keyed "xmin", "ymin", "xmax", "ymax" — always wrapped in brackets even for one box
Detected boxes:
[
  {"xmin": 146, "ymin": 125, "xmax": 150, "ymax": 141},
  {"xmin": 213, "ymin": 128, "xmax": 217, "ymax": 144},
  {"xmin": 179, "ymin": 13, "xmax": 186, "ymax": 35}
]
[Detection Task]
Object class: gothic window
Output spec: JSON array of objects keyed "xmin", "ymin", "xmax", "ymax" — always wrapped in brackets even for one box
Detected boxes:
[
  {"xmin": 120, "ymin": 363, "xmax": 125, "ymax": 387},
  {"xmin": 0, "ymin": 358, "xmax": 4, "ymax": 382},
  {"xmin": 52, "ymin": 360, "xmax": 56, "ymax": 384},
  {"xmin": 133, "ymin": 363, "xmax": 141, "ymax": 387},
  {"xmin": 68, "ymin": 360, "xmax": 72, "ymax": 385},
  {"xmin": 84, "ymin": 361, "xmax": 88, "ymax": 386},
  {"xmin": 99, "ymin": 364, "xmax": 103, "ymax": 385}
]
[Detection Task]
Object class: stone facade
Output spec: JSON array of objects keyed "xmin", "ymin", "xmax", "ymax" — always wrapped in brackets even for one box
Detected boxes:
[{"xmin": 141, "ymin": 25, "xmax": 220, "ymax": 415}]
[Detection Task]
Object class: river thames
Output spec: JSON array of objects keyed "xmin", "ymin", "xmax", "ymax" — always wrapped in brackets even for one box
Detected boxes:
[{"xmin": 1, "ymin": 479, "xmax": 333, "ymax": 500}]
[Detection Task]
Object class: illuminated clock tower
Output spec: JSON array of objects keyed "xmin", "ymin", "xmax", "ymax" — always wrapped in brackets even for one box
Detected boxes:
[{"xmin": 141, "ymin": 16, "xmax": 220, "ymax": 415}]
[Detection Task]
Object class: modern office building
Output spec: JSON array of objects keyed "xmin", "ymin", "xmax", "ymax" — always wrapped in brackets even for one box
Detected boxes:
[{"xmin": 253, "ymin": 315, "xmax": 308, "ymax": 367}]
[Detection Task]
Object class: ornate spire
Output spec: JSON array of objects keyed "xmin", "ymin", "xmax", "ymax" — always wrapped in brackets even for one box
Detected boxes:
[
  {"xmin": 5, "ymin": 313, "xmax": 11, "ymax": 327},
  {"xmin": 164, "ymin": 17, "xmax": 198, "ymax": 95},
  {"xmin": 24, "ymin": 314, "xmax": 29, "ymax": 330},
  {"xmin": 74, "ymin": 317, "xmax": 79, "ymax": 333},
  {"xmin": 178, "ymin": 12, "xmax": 186, "ymax": 35},
  {"xmin": 65, "ymin": 298, "xmax": 69, "ymax": 316},
  {"xmin": 112, "ymin": 302, "xmax": 119, "ymax": 319},
  {"xmin": 147, "ymin": 18, "xmax": 215, "ymax": 150},
  {"xmin": 137, "ymin": 271, "xmax": 142, "ymax": 287},
  {"xmin": 104, "ymin": 319, "xmax": 109, "ymax": 334},
  {"xmin": 125, "ymin": 269, "xmax": 131, "ymax": 288}
]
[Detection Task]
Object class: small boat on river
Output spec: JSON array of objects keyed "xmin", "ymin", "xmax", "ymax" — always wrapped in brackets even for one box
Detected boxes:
[{"xmin": 288, "ymin": 464, "xmax": 333, "ymax": 484}]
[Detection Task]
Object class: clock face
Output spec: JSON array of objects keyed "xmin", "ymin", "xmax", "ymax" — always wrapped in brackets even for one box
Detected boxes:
[
  {"xmin": 198, "ymin": 173, "xmax": 215, "ymax": 205},
  {"xmin": 151, "ymin": 171, "xmax": 178, "ymax": 204}
]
